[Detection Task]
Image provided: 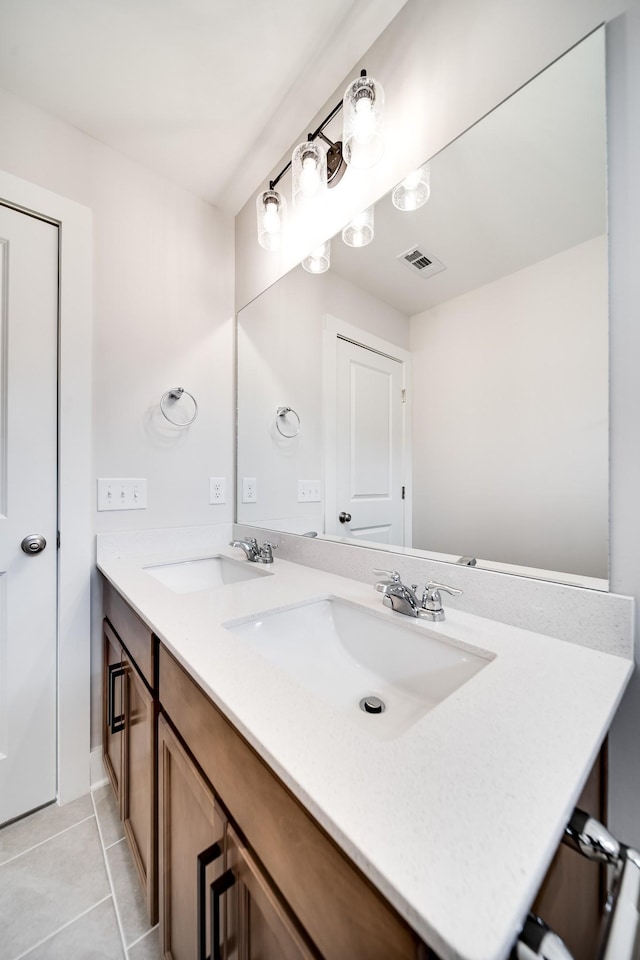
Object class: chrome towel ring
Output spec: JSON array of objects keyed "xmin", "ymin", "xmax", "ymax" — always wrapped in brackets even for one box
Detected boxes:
[
  {"xmin": 276, "ymin": 406, "xmax": 300, "ymax": 438},
  {"xmin": 160, "ymin": 387, "xmax": 198, "ymax": 426}
]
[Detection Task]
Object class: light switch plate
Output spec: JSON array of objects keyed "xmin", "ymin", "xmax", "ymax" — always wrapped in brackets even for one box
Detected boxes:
[
  {"xmin": 298, "ymin": 480, "xmax": 321, "ymax": 502},
  {"xmin": 97, "ymin": 478, "xmax": 147, "ymax": 511}
]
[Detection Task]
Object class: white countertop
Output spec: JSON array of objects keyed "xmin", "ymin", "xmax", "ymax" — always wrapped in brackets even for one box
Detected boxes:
[{"xmin": 98, "ymin": 541, "xmax": 633, "ymax": 960}]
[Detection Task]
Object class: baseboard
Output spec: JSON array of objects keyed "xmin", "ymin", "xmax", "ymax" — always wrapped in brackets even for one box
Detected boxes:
[{"xmin": 90, "ymin": 746, "xmax": 108, "ymax": 791}]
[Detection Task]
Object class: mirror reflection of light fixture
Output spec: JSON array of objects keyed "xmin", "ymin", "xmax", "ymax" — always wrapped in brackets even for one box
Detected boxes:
[
  {"xmin": 256, "ymin": 189, "xmax": 286, "ymax": 251},
  {"xmin": 392, "ymin": 162, "xmax": 431, "ymax": 211},
  {"xmin": 342, "ymin": 205, "xmax": 374, "ymax": 247},
  {"xmin": 255, "ymin": 68, "xmax": 383, "ymax": 251},
  {"xmin": 343, "ymin": 71, "xmax": 385, "ymax": 168},
  {"xmin": 292, "ymin": 137, "xmax": 327, "ymax": 209},
  {"xmin": 301, "ymin": 240, "xmax": 331, "ymax": 274}
]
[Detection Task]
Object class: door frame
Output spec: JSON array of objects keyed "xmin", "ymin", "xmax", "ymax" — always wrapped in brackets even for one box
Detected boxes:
[
  {"xmin": 322, "ymin": 315, "xmax": 412, "ymax": 546},
  {"xmin": 0, "ymin": 169, "xmax": 92, "ymax": 805}
]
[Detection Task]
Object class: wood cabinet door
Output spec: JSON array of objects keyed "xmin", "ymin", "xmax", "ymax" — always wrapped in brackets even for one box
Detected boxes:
[
  {"xmin": 122, "ymin": 651, "xmax": 157, "ymax": 924},
  {"xmin": 103, "ymin": 620, "xmax": 124, "ymax": 805},
  {"xmin": 214, "ymin": 825, "xmax": 319, "ymax": 960},
  {"xmin": 158, "ymin": 714, "xmax": 226, "ymax": 960}
]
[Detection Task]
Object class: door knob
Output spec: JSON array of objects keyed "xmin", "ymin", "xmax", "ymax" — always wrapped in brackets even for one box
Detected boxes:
[
  {"xmin": 338, "ymin": 512, "xmax": 352, "ymax": 523},
  {"xmin": 21, "ymin": 534, "xmax": 47, "ymax": 555}
]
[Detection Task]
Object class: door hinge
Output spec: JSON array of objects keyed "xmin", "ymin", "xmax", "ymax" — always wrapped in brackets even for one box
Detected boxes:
[
  {"xmin": 402, "ymin": 486, "xmax": 406, "ymax": 500},
  {"xmin": 401, "ymin": 389, "xmax": 406, "ymax": 403},
  {"xmin": 56, "ymin": 531, "xmax": 60, "ymax": 549}
]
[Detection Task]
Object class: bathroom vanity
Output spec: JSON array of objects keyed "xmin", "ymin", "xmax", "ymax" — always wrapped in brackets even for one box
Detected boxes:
[{"xmin": 98, "ymin": 535, "xmax": 633, "ymax": 960}]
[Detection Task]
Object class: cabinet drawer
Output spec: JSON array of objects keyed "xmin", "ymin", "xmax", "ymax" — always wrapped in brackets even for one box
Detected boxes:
[
  {"xmin": 103, "ymin": 577, "xmax": 154, "ymax": 688},
  {"xmin": 159, "ymin": 644, "xmax": 424, "ymax": 960}
]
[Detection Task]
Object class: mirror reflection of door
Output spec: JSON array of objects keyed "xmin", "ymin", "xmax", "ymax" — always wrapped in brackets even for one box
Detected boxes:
[{"xmin": 331, "ymin": 337, "xmax": 406, "ymax": 545}]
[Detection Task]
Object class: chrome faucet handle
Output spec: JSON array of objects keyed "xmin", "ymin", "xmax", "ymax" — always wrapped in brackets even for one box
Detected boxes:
[
  {"xmin": 373, "ymin": 569, "xmax": 402, "ymax": 593},
  {"xmin": 259, "ymin": 540, "xmax": 277, "ymax": 563},
  {"xmin": 423, "ymin": 581, "xmax": 463, "ymax": 602},
  {"xmin": 419, "ymin": 581, "xmax": 463, "ymax": 622}
]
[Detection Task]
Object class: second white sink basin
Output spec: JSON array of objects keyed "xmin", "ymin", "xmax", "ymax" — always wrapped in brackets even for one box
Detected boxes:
[
  {"xmin": 143, "ymin": 555, "xmax": 271, "ymax": 593},
  {"xmin": 225, "ymin": 598, "xmax": 493, "ymax": 739}
]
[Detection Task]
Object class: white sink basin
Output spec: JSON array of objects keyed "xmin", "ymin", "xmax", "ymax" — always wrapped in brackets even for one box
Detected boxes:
[
  {"xmin": 225, "ymin": 598, "xmax": 493, "ymax": 739},
  {"xmin": 143, "ymin": 555, "xmax": 271, "ymax": 593}
]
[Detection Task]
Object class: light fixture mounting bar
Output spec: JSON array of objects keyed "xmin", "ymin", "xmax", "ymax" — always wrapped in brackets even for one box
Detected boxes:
[{"xmin": 268, "ymin": 69, "xmax": 368, "ymax": 191}]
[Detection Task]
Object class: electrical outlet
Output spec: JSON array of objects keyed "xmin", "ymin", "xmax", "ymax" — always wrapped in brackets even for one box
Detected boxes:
[
  {"xmin": 242, "ymin": 477, "xmax": 257, "ymax": 503},
  {"xmin": 209, "ymin": 477, "xmax": 226, "ymax": 504},
  {"xmin": 297, "ymin": 480, "xmax": 321, "ymax": 502},
  {"xmin": 97, "ymin": 478, "xmax": 147, "ymax": 511}
]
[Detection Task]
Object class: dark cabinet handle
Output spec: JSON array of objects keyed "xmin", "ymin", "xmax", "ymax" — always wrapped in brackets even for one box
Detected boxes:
[
  {"xmin": 338, "ymin": 511, "xmax": 352, "ymax": 523},
  {"xmin": 197, "ymin": 842, "xmax": 223, "ymax": 960},
  {"xmin": 210, "ymin": 868, "xmax": 236, "ymax": 960},
  {"xmin": 107, "ymin": 664, "xmax": 125, "ymax": 734}
]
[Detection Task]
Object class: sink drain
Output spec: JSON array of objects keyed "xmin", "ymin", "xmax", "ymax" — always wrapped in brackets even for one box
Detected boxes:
[{"xmin": 359, "ymin": 695, "xmax": 385, "ymax": 714}]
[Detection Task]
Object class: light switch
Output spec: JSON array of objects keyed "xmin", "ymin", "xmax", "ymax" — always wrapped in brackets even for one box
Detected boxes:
[
  {"xmin": 298, "ymin": 481, "xmax": 321, "ymax": 502},
  {"xmin": 97, "ymin": 478, "xmax": 147, "ymax": 511}
]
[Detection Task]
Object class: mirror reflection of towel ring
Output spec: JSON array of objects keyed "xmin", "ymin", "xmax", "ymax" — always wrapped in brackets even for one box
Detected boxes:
[
  {"xmin": 276, "ymin": 406, "xmax": 300, "ymax": 438},
  {"xmin": 160, "ymin": 387, "xmax": 198, "ymax": 426}
]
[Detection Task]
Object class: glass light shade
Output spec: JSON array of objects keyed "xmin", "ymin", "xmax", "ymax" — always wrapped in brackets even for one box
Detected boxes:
[
  {"xmin": 256, "ymin": 189, "xmax": 286, "ymax": 251},
  {"xmin": 392, "ymin": 162, "xmax": 431, "ymax": 211},
  {"xmin": 342, "ymin": 75, "xmax": 384, "ymax": 168},
  {"xmin": 301, "ymin": 240, "xmax": 331, "ymax": 274},
  {"xmin": 292, "ymin": 139, "xmax": 327, "ymax": 209},
  {"xmin": 342, "ymin": 206, "xmax": 374, "ymax": 247}
]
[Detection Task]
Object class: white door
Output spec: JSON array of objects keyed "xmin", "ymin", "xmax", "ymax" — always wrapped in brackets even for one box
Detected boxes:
[
  {"xmin": 0, "ymin": 204, "xmax": 58, "ymax": 824},
  {"xmin": 334, "ymin": 337, "xmax": 405, "ymax": 544}
]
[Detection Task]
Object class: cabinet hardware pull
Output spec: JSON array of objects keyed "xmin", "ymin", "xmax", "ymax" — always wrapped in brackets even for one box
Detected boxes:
[
  {"xmin": 210, "ymin": 868, "xmax": 236, "ymax": 960},
  {"xmin": 197, "ymin": 842, "xmax": 223, "ymax": 960},
  {"xmin": 107, "ymin": 664, "xmax": 125, "ymax": 735}
]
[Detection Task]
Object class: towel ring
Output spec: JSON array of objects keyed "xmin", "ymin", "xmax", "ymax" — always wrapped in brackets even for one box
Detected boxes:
[
  {"xmin": 160, "ymin": 387, "xmax": 198, "ymax": 426},
  {"xmin": 276, "ymin": 406, "xmax": 300, "ymax": 438}
]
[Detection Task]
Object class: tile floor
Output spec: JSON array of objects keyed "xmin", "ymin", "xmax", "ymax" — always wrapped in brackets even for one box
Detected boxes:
[{"xmin": 0, "ymin": 785, "xmax": 162, "ymax": 960}]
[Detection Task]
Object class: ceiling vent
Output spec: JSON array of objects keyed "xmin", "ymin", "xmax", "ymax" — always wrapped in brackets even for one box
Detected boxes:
[{"xmin": 397, "ymin": 245, "xmax": 447, "ymax": 280}]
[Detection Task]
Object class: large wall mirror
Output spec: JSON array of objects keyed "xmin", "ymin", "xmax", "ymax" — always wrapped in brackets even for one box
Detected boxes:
[{"xmin": 237, "ymin": 30, "xmax": 608, "ymax": 588}]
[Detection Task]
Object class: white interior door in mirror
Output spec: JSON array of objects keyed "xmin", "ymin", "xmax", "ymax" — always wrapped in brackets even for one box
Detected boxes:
[
  {"xmin": 0, "ymin": 204, "xmax": 58, "ymax": 825},
  {"xmin": 330, "ymin": 338, "xmax": 406, "ymax": 544}
]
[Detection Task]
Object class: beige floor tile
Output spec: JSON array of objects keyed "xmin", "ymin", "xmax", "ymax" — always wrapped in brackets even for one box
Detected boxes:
[
  {"xmin": 0, "ymin": 817, "xmax": 110, "ymax": 960},
  {"xmin": 106, "ymin": 837, "xmax": 152, "ymax": 947},
  {"xmin": 128, "ymin": 926, "xmax": 162, "ymax": 960},
  {"xmin": 93, "ymin": 784, "xmax": 125, "ymax": 848},
  {"xmin": 0, "ymin": 795, "xmax": 94, "ymax": 866},
  {"xmin": 22, "ymin": 897, "xmax": 125, "ymax": 960}
]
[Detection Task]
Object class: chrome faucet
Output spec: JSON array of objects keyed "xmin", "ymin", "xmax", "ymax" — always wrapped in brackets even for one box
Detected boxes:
[
  {"xmin": 373, "ymin": 570, "xmax": 462, "ymax": 621},
  {"xmin": 229, "ymin": 537, "xmax": 277, "ymax": 564}
]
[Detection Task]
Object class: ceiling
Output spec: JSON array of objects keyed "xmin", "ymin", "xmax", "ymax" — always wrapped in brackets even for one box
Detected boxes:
[
  {"xmin": 329, "ymin": 30, "xmax": 606, "ymax": 317},
  {"xmin": 0, "ymin": 0, "xmax": 407, "ymax": 213}
]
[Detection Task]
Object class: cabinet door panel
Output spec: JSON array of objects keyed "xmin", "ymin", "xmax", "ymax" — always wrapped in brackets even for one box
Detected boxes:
[
  {"xmin": 103, "ymin": 620, "xmax": 123, "ymax": 805},
  {"xmin": 158, "ymin": 715, "xmax": 226, "ymax": 960},
  {"xmin": 123, "ymin": 652, "xmax": 157, "ymax": 924},
  {"xmin": 219, "ymin": 825, "xmax": 319, "ymax": 960}
]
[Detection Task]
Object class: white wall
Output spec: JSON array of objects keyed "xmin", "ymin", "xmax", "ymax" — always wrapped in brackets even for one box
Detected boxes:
[
  {"xmin": 410, "ymin": 236, "xmax": 608, "ymax": 579},
  {"xmin": 237, "ymin": 266, "xmax": 408, "ymax": 529},
  {"xmin": 0, "ymin": 88, "xmax": 235, "ymax": 746},
  {"xmin": 235, "ymin": 0, "xmax": 628, "ymax": 311}
]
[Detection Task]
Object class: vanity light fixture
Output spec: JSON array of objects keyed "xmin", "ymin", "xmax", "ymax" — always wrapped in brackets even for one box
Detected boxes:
[
  {"xmin": 343, "ymin": 71, "xmax": 385, "ymax": 168},
  {"xmin": 342, "ymin": 205, "xmax": 374, "ymax": 247},
  {"xmin": 392, "ymin": 162, "xmax": 431, "ymax": 211},
  {"xmin": 255, "ymin": 68, "xmax": 384, "ymax": 251},
  {"xmin": 301, "ymin": 240, "xmax": 331, "ymax": 274},
  {"xmin": 256, "ymin": 189, "xmax": 287, "ymax": 251},
  {"xmin": 292, "ymin": 137, "xmax": 328, "ymax": 209}
]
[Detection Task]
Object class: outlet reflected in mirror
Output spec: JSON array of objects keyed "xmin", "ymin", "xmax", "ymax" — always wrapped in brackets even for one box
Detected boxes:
[{"xmin": 236, "ymin": 31, "xmax": 608, "ymax": 588}]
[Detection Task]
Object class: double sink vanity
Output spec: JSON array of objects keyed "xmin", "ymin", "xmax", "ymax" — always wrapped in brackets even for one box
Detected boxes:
[{"xmin": 97, "ymin": 527, "xmax": 633, "ymax": 960}]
